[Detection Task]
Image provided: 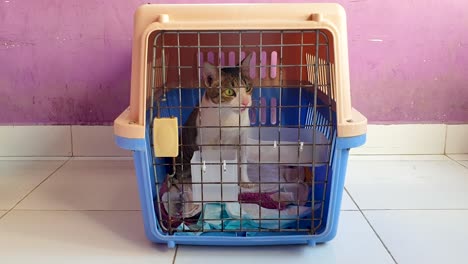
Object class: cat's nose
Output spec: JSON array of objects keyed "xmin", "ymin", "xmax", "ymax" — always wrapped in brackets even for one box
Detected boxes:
[{"xmin": 241, "ymin": 96, "xmax": 250, "ymax": 106}]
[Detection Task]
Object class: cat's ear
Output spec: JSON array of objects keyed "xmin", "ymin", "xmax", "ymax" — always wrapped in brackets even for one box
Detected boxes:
[
  {"xmin": 203, "ymin": 62, "xmax": 219, "ymax": 88},
  {"xmin": 240, "ymin": 53, "xmax": 253, "ymax": 78}
]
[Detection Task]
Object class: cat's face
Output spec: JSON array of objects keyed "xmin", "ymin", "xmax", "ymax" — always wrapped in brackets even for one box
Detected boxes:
[{"xmin": 202, "ymin": 54, "xmax": 253, "ymax": 112}]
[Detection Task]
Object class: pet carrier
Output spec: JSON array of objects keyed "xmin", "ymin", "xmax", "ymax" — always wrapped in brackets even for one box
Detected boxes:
[{"xmin": 114, "ymin": 3, "xmax": 366, "ymax": 248}]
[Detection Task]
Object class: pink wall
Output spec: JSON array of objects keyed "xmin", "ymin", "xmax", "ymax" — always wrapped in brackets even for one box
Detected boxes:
[{"xmin": 1, "ymin": 0, "xmax": 467, "ymax": 125}]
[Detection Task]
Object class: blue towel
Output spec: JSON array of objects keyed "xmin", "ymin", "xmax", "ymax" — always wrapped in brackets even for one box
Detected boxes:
[
  {"xmin": 176, "ymin": 202, "xmax": 317, "ymax": 232},
  {"xmin": 174, "ymin": 202, "xmax": 320, "ymax": 235}
]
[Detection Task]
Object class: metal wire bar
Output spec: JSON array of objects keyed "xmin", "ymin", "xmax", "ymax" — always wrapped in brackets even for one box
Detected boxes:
[
  {"xmin": 196, "ymin": 31, "xmax": 205, "ymax": 233},
  {"xmin": 258, "ymin": 30, "xmax": 263, "ymax": 230},
  {"xmin": 176, "ymin": 32, "xmax": 187, "ymax": 232},
  {"xmin": 159, "ymin": 105, "xmax": 331, "ymax": 111},
  {"xmin": 318, "ymin": 30, "xmax": 335, "ymax": 232},
  {"xmin": 152, "ymin": 64, "xmax": 331, "ymax": 69},
  {"xmin": 150, "ymin": 33, "xmax": 169, "ymax": 233},
  {"xmin": 311, "ymin": 29, "xmax": 321, "ymax": 234},
  {"xmin": 218, "ymin": 32, "xmax": 225, "ymax": 232},
  {"xmin": 161, "ymin": 30, "xmax": 321, "ymax": 34},
  {"xmin": 276, "ymin": 30, "xmax": 284, "ymax": 229},
  {"xmin": 153, "ymin": 180, "xmax": 330, "ymax": 185},
  {"xmin": 295, "ymin": 30, "xmax": 305, "ymax": 231},
  {"xmin": 237, "ymin": 31, "xmax": 244, "ymax": 232},
  {"xmin": 158, "ymin": 44, "xmax": 329, "ymax": 48}
]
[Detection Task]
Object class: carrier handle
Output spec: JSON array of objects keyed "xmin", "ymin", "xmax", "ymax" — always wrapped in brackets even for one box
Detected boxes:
[
  {"xmin": 114, "ymin": 107, "xmax": 146, "ymax": 139},
  {"xmin": 337, "ymin": 108, "xmax": 367, "ymax": 138}
]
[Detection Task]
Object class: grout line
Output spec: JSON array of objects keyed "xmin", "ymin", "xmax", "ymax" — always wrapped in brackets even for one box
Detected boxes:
[
  {"xmin": 70, "ymin": 125, "xmax": 74, "ymax": 157},
  {"xmin": 0, "ymin": 158, "xmax": 72, "ymax": 221},
  {"xmin": 361, "ymin": 208, "xmax": 468, "ymax": 211},
  {"xmin": 0, "ymin": 157, "xmax": 70, "ymax": 160},
  {"xmin": 446, "ymin": 154, "xmax": 468, "ymax": 169},
  {"xmin": 172, "ymin": 245, "xmax": 179, "ymax": 264},
  {"xmin": 343, "ymin": 187, "xmax": 359, "ymax": 210},
  {"xmin": 344, "ymin": 188, "xmax": 399, "ymax": 264},
  {"xmin": 444, "ymin": 124, "xmax": 448, "ymax": 154},
  {"xmin": 0, "ymin": 156, "xmax": 133, "ymax": 161},
  {"xmin": 350, "ymin": 154, "xmax": 447, "ymax": 156},
  {"xmin": 71, "ymin": 156, "xmax": 133, "ymax": 160},
  {"xmin": 9, "ymin": 209, "xmax": 142, "ymax": 212}
]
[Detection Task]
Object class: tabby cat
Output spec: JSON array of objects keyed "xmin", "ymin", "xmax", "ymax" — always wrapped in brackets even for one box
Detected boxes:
[{"xmin": 174, "ymin": 53, "xmax": 254, "ymax": 188}]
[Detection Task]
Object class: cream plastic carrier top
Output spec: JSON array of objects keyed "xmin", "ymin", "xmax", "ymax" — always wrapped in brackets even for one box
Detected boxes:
[{"xmin": 114, "ymin": 3, "xmax": 367, "ymax": 139}]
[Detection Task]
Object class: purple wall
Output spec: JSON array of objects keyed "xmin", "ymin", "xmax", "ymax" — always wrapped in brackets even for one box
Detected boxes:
[{"xmin": 1, "ymin": 0, "xmax": 467, "ymax": 125}]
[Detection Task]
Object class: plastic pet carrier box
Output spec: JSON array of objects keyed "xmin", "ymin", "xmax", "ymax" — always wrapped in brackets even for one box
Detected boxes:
[{"xmin": 114, "ymin": 3, "xmax": 367, "ymax": 248}]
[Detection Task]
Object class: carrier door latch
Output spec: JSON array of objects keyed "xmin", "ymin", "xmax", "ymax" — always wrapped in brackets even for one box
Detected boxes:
[{"xmin": 153, "ymin": 117, "xmax": 179, "ymax": 157}]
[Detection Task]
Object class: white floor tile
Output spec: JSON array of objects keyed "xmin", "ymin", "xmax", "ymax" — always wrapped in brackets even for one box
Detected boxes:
[
  {"xmin": 447, "ymin": 155, "xmax": 468, "ymax": 168},
  {"xmin": 0, "ymin": 210, "xmax": 175, "ymax": 263},
  {"xmin": 448, "ymin": 154, "xmax": 468, "ymax": 161},
  {"xmin": 175, "ymin": 211, "xmax": 394, "ymax": 264},
  {"xmin": 459, "ymin": 161, "xmax": 468, "ymax": 168},
  {"xmin": 341, "ymin": 190, "xmax": 358, "ymax": 210},
  {"xmin": 16, "ymin": 159, "xmax": 140, "ymax": 210},
  {"xmin": 0, "ymin": 160, "xmax": 66, "ymax": 210},
  {"xmin": 72, "ymin": 126, "xmax": 132, "ymax": 157},
  {"xmin": 346, "ymin": 159, "xmax": 468, "ymax": 209},
  {"xmin": 365, "ymin": 210, "xmax": 468, "ymax": 264}
]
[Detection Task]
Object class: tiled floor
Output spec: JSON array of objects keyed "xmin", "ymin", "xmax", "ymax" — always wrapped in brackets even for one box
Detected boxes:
[{"xmin": 0, "ymin": 155, "xmax": 467, "ymax": 264}]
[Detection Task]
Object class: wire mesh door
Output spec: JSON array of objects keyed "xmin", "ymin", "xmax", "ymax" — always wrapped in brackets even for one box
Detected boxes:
[{"xmin": 149, "ymin": 30, "xmax": 336, "ymax": 235}]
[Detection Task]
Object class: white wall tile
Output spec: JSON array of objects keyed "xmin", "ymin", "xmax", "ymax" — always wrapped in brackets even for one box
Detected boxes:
[
  {"xmin": 446, "ymin": 125, "xmax": 468, "ymax": 154},
  {"xmin": 349, "ymin": 155, "xmax": 449, "ymax": 161},
  {"xmin": 0, "ymin": 124, "xmax": 464, "ymax": 157},
  {"xmin": 72, "ymin": 126, "xmax": 131, "ymax": 157},
  {"xmin": 0, "ymin": 126, "xmax": 71, "ymax": 156},
  {"xmin": 351, "ymin": 124, "xmax": 446, "ymax": 155}
]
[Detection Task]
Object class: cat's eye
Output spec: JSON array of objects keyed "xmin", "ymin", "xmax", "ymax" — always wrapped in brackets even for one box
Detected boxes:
[
  {"xmin": 223, "ymin": 88, "xmax": 235, "ymax": 96},
  {"xmin": 245, "ymin": 86, "xmax": 252, "ymax": 93}
]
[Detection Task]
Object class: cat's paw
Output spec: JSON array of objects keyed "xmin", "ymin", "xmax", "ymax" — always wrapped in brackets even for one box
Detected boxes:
[{"xmin": 240, "ymin": 182, "xmax": 257, "ymax": 189}]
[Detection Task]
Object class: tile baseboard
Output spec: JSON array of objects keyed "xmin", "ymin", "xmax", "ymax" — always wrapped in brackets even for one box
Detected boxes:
[
  {"xmin": 0, "ymin": 126, "xmax": 72, "ymax": 157},
  {"xmin": 350, "ymin": 124, "xmax": 447, "ymax": 155},
  {"xmin": 445, "ymin": 125, "xmax": 468, "ymax": 154},
  {"xmin": 71, "ymin": 126, "xmax": 131, "ymax": 157},
  {"xmin": 0, "ymin": 124, "xmax": 466, "ymax": 157}
]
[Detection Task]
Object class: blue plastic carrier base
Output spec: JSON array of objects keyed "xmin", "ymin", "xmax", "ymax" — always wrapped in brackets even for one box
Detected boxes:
[{"xmin": 115, "ymin": 87, "xmax": 366, "ymax": 248}]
